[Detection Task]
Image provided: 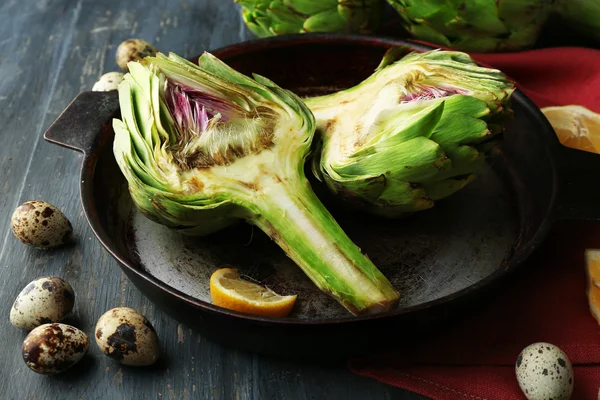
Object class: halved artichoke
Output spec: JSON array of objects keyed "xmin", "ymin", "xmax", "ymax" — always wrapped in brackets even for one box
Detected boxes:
[
  {"xmin": 306, "ymin": 47, "xmax": 515, "ymax": 217},
  {"xmin": 112, "ymin": 51, "xmax": 399, "ymax": 315}
]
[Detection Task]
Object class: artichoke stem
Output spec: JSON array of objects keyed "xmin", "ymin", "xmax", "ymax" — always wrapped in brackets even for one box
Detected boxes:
[{"xmin": 250, "ymin": 176, "xmax": 400, "ymax": 315}]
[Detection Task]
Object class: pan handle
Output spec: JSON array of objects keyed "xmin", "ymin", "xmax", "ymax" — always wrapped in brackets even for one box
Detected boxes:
[
  {"xmin": 43, "ymin": 91, "xmax": 120, "ymax": 154},
  {"xmin": 556, "ymin": 146, "xmax": 600, "ymax": 221}
]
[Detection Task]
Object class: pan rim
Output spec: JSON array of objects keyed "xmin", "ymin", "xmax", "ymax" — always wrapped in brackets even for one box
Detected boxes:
[{"xmin": 81, "ymin": 33, "xmax": 562, "ymax": 326}]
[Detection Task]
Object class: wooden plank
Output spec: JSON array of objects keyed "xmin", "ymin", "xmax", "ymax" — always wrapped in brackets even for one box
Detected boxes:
[{"xmin": 0, "ymin": 0, "xmax": 423, "ymax": 399}]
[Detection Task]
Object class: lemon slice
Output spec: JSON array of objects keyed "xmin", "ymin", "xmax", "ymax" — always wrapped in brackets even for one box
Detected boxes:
[
  {"xmin": 209, "ymin": 268, "xmax": 297, "ymax": 317},
  {"xmin": 585, "ymin": 249, "xmax": 600, "ymax": 324},
  {"xmin": 541, "ymin": 105, "xmax": 600, "ymax": 154}
]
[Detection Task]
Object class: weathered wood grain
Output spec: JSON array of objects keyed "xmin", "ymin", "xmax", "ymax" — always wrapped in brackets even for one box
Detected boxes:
[{"xmin": 0, "ymin": 0, "xmax": 424, "ymax": 399}]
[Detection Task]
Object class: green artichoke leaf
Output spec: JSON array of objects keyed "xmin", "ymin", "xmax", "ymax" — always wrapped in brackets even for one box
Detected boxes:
[
  {"xmin": 235, "ymin": 0, "xmax": 268, "ymax": 12},
  {"xmin": 402, "ymin": 0, "xmax": 455, "ymax": 20},
  {"xmin": 375, "ymin": 46, "xmax": 414, "ymax": 71},
  {"xmin": 283, "ymin": 0, "xmax": 338, "ymax": 15},
  {"xmin": 152, "ymin": 74, "xmax": 177, "ymax": 145},
  {"xmin": 409, "ymin": 24, "xmax": 453, "ymax": 47},
  {"xmin": 303, "ymin": 10, "xmax": 347, "ymax": 33},
  {"xmin": 323, "ymin": 172, "xmax": 386, "ymax": 204},
  {"xmin": 126, "ymin": 63, "xmax": 162, "ymax": 150},
  {"xmin": 236, "ymin": 0, "xmax": 383, "ymax": 37},
  {"xmin": 423, "ymin": 175, "xmax": 475, "ymax": 201},
  {"xmin": 306, "ymin": 47, "xmax": 515, "ymax": 217},
  {"xmin": 266, "ymin": 1, "xmax": 306, "ymax": 25},
  {"xmin": 337, "ymin": 0, "xmax": 384, "ymax": 32},
  {"xmin": 113, "ymin": 119, "xmax": 166, "ymax": 191},
  {"xmin": 117, "ymin": 78, "xmax": 152, "ymax": 165},
  {"xmin": 451, "ymin": 2, "xmax": 508, "ymax": 35},
  {"xmin": 553, "ymin": 0, "xmax": 600, "ymax": 41},
  {"xmin": 115, "ymin": 87, "xmax": 175, "ymax": 192},
  {"xmin": 357, "ymin": 98, "xmax": 446, "ymax": 149},
  {"xmin": 338, "ymin": 136, "xmax": 451, "ymax": 184},
  {"xmin": 268, "ymin": 21, "xmax": 301, "ymax": 36},
  {"xmin": 432, "ymin": 112, "xmax": 491, "ymax": 149},
  {"xmin": 435, "ymin": 144, "xmax": 483, "ymax": 181},
  {"xmin": 500, "ymin": 0, "xmax": 553, "ymax": 28},
  {"xmin": 113, "ymin": 51, "xmax": 399, "ymax": 315},
  {"xmin": 387, "ymin": 0, "xmax": 554, "ymax": 52},
  {"xmin": 376, "ymin": 178, "xmax": 434, "ymax": 214},
  {"xmin": 441, "ymin": 95, "xmax": 490, "ymax": 120},
  {"xmin": 241, "ymin": 10, "xmax": 275, "ymax": 37}
]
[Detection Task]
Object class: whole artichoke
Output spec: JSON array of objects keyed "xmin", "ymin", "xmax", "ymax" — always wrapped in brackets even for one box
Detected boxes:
[
  {"xmin": 306, "ymin": 47, "xmax": 515, "ymax": 217},
  {"xmin": 553, "ymin": 0, "xmax": 600, "ymax": 41},
  {"xmin": 236, "ymin": 0, "xmax": 384, "ymax": 37},
  {"xmin": 386, "ymin": 0, "xmax": 554, "ymax": 52},
  {"xmin": 112, "ymin": 51, "xmax": 399, "ymax": 314}
]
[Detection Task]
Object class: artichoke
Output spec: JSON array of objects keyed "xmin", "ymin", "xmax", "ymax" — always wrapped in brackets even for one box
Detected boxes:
[
  {"xmin": 112, "ymin": 51, "xmax": 399, "ymax": 315},
  {"xmin": 236, "ymin": 0, "xmax": 384, "ymax": 37},
  {"xmin": 306, "ymin": 47, "xmax": 515, "ymax": 217},
  {"xmin": 553, "ymin": 0, "xmax": 600, "ymax": 41},
  {"xmin": 386, "ymin": 0, "xmax": 553, "ymax": 52}
]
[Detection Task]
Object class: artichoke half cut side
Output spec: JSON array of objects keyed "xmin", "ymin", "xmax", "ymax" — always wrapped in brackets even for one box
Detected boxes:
[
  {"xmin": 112, "ymin": 51, "xmax": 400, "ymax": 315},
  {"xmin": 306, "ymin": 46, "xmax": 516, "ymax": 218}
]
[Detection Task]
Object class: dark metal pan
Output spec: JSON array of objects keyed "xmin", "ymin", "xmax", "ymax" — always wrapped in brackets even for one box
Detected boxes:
[{"xmin": 43, "ymin": 34, "xmax": 600, "ymax": 358}]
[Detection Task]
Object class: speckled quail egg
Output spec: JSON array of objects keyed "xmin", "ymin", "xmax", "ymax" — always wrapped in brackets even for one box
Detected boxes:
[
  {"xmin": 95, "ymin": 307, "xmax": 159, "ymax": 366},
  {"xmin": 115, "ymin": 39, "xmax": 158, "ymax": 71},
  {"xmin": 10, "ymin": 276, "xmax": 75, "ymax": 330},
  {"xmin": 92, "ymin": 71, "xmax": 124, "ymax": 91},
  {"xmin": 22, "ymin": 323, "xmax": 89, "ymax": 375},
  {"xmin": 11, "ymin": 200, "xmax": 73, "ymax": 250},
  {"xmin": 515, "ymin": 342, "xmax": 574, "ymax": 400}
]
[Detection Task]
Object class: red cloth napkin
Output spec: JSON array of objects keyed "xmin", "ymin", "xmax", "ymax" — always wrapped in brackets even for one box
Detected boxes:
[
  {"xmin": 474, "ymin": 47, "xmax": 600, "ymax": 112},
  {"xmin": 348, "ymin": 46, "xmax": 600, "ymax": 399}
]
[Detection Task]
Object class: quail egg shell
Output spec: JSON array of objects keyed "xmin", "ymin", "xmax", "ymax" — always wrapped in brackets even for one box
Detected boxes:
[
  {"xmin": 115, "ymin": 39, "xmax": 158, "ymax": 71},
  {"xmin": 92, "ymin": 72, "xmax": 124, "ymax": 91},
  {"xmin": 516, "ymin": 342, "xmax": 574, "ymax": 400},
  {"xmin": 22, "ymin": 323, "xmax": 89, "ymax": 374},
  {"xmin": 10, "ymin": 276, "xmax": 75, "ymax": 330},
  {"xmin": 11, "ymin": 200, "xmax": 73, "ymax": 250},
  {"xmin": 95, "ymin": 307, "xmax": 159, "ymax": 366}
]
